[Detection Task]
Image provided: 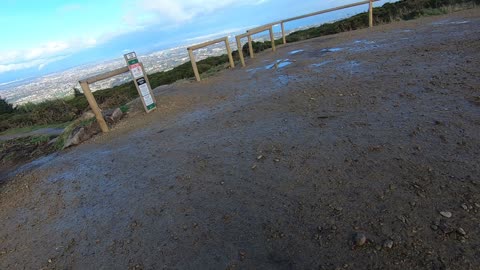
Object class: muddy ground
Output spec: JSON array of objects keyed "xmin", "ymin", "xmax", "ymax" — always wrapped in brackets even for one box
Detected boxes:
[{"xmin": 1, "ymin": 10, "xmax": 480, "ymax": 270}]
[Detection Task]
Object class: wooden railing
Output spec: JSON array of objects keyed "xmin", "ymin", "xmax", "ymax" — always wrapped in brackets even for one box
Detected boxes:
[
  {"xmin": 235, "ymin": 0, "xmax": 379, "ymax": 67},
  {"xmin": 187, "ymin": 37, "xmax": 235, "ymax": 81}
]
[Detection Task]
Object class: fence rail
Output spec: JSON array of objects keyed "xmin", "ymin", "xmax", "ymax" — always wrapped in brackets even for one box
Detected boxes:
[
  {"xmin": 187, "ymin": 36, "xmax": 235, "ymax": 81},
  {"xmin": 217, "ymin": 0, "xmax": 379, "ymax": 68}
]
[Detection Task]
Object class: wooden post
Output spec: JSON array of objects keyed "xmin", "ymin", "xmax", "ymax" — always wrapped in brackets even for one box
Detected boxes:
[
  {"xmin": 236, "ymin": 36, "xmax": 245, "ymax": 67},
  {"xmin": 281, "ymin": 22, "xmax": 286, "ymax": 44},
  {"xmin": 224, "ymin": 38, "xmax": 235, "ymax": 68},
  {"xmin": 247, "ymin": 35, "xmax": 254, "ymax": 59},
  {"xmin": 269, "ymin": 26, "xmax": 276, "ymax": 51},
  {"xmin": 369, "ymin": 0, "xmax": 373, "ymax": 28},
  {"xmin": 80, "ymin": 81, "xmax": 109, "ymax": 133},
  {"xmin": 187, "ymin": 48, "xmax": 201, "ymax": 82}
]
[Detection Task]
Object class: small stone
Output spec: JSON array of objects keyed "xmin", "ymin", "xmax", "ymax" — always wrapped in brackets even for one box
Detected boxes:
[
  {"xmin": 457, "ymin": 228, "xmax": 466, "ymax": 236},
  {"xmin": 48, "ymin": 259, "xmax": 52, "ymax": 263},
  {"xmin": 251, "ymin": 164, "xmax": 257, "ymax": 170},
  {"xmin": 430, "ymin": 224, "xmax": 438, "ymax": 231},
  {"xmin": 273, "ymin": 158, "xmax": 280, "ymax": 162},
  {"xmin": 353, "ymin": 232, "xmax": 367, "ymax": 247},
  {"xmin": 239, "ymin": 251, "xmax": 246, "ymax": 261},
  {"xmin": 256, "ymin": 155, "xmax": 264, "ymax": 160},
  {"xmin": 383, "ymin": 239, "xmax": 394, "ymax": 249},
  {"xmin": 220, "ymin": 181, "xmax": 225, "ymax": 185},
  {"xmin": 475, "ymin": 203, "xmax": 480, "ymax": 208},
  {"xmin": 461, "ymin": 204, "xmax": 468, "ymax": 210},
  {"xmin": 440, "ymin": 211, "xmax": 452, "ymax": 218}
]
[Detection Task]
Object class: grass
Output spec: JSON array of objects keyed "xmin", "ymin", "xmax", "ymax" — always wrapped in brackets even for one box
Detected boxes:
[{"xmin": 0, "ymin": 122, "xmax": 70, "ymax": 136}]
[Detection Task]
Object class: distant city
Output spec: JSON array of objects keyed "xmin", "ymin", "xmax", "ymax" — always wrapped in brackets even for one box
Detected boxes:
[{"xmin": 0, "ymin": 27, "xmax": 308, "ymax": 106}]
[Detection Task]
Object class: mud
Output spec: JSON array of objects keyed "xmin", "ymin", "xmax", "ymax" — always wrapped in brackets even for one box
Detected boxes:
[{"xmin": 1, "ymin": 10, "xmax": 480, "ymax": 269}]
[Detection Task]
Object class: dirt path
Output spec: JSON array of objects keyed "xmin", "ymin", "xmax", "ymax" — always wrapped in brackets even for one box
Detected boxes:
[{"xmin": 1, "ymin": 10, "xmax": 480, "ymax": 269}]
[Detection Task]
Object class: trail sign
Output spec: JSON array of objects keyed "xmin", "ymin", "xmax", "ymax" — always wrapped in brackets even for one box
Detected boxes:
[{"xmin": 124, "ymin": 52, "xmax": 156, "ymax": 112}]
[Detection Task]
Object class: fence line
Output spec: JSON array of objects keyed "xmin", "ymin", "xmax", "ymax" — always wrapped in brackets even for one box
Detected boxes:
[
  {"xmin": 229, "ymin": 0, "xmax": 379, "ymax": 69},
  {"xmin": 187, "ymin": 36, "xmax": 235, "ymax": 81}
]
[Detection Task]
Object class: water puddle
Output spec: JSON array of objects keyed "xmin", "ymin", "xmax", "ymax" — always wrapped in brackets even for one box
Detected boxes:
[
  {"xmin": 354, "ymin": 40, "xmax": 376, "ymax": 45},
  {"xmin": 311, "ymin": 60, "xmax": 333, "ymax": 68},
  {"xmin": 321, "ymin": 48, "xmax": 343, "ymax": 52},
  {"xmin": 288, "ymin": 49, "xmax": 304, "ymax": 55},
  {"xmin": 433, "ymin": 20, "xmax": 470, "ymax": 25},
  {"xmin": 265, "ymin": 59, "xmax": 292, "ymax": 70}
]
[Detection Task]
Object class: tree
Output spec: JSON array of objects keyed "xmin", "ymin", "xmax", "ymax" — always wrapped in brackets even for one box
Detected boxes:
[
  {"xmin": 0, "ymin": 96, "xmax": 14, "ymax": 114},
  {"xmin": 73, "ymin": 87, "xmax": 84, "ymax": 97}
]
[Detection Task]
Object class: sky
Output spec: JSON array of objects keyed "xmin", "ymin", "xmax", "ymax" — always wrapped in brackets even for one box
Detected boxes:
[{"xmin": 0, "ymin": 0, "xmax": 396, "ymax": 84}]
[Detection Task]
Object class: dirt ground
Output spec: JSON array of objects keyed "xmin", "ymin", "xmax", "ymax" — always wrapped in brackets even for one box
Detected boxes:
[{"xmin": 1, "ymin": 9, "xmax": 480, "ymax": 269}]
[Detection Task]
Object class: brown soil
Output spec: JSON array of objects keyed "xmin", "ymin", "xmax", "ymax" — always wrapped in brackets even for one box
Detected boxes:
[{"xmin": 1, "ymin": 10, "xmax": 480, "ymax": 269}]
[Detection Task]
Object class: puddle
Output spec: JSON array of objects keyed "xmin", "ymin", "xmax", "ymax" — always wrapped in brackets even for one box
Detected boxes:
[
  {"xmin": 321, "ymin": 48, "xmax": 343, "ymax": 52},
  {"xmin": 265, "ymin": 59, "xmax": 292, "ymax": 70},
  {"xmin": 277, "ymin": 61, "xmax": 292, "ymax": 68},
  {"xmin": 289, "ymin": 50, "xmax": 304, "ymax": 55},
  {"xmin": 350, "ymin": 40, "xmax": 381, "ymax": 52},
  {"xmin": 353, "ymin": 40, "xmax": 376, "ymax": 45},
  {"xmin": 311, "ymin": 60, "xmax": 333, "ymax": 68},
  {"xmin": 433, "ymin": 20, "xmax": 470, "ymax": 25}
]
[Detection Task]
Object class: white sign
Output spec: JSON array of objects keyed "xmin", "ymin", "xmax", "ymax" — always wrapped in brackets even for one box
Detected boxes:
[
  {"xmin": 143, "ymin": 94, "xmax": 154, "ymax": 106},
  {"xmin": 139, "ymin": 84, "xmax": 150, "ymax": 97},
  {"xmin": 129, "ymin": 64, "xmax": 144, "ymax": 79}
]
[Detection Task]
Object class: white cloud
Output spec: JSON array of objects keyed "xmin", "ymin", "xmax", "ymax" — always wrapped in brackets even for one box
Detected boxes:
[
  {"xmin": 0, "ymin": 37, "xmax": 97, "ymax": 74},
  {"xmin": 0, "ymin": 55, "xmax": 69, "ymax": 73},
  {"xmin": 124, "ymin": 0, "xmax": 270, "ymax": 26}
]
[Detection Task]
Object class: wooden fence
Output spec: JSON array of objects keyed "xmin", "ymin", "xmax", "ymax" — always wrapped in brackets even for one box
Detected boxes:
[
  {"xmin": 234, "ymin": 0, "xmax": 379, "ymax": 67},
  {"xmin": 187, "ymin": 37, "xmax": 235, "ymax": 81}
]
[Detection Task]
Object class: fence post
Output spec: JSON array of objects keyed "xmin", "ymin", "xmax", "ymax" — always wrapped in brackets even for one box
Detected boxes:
[
  {"xmin": 224, "ymin": 38, "xmax": 235, "ymax": 68},
  {"xmin": 247, "ymin": 35, "xmax": 255, "ymax": 59},
  {"xmin": 269, "ymin": 26, "xmax": 276, "ymax": 51},
  {"xmin": 187, "ymin": 48, "xmax": 201, "ymax": 82},
  {"xmin": 236, "ymin": 36, "xmax": 246, "ymax": 67},
  {"xmin": 281, "ymin": 22, "xmax": 286, "ymax": 45},
  {"xmin": 80, "ymin": 82, "xmax": 109, "ymax": 133},
  {"xmin": 369, "ymin": 0, "xmax": 373, "ymax": 28}
]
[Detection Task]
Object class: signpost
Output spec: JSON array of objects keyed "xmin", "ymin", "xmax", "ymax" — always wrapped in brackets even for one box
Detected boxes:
[{"xmin": 124, "ymin": 52, "xmax": 157, "ymax": 112}]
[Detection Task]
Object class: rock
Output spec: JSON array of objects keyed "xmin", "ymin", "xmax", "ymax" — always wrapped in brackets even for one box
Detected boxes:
[
  {"xmin": 111, "ymin": 108, "xmax": 123, "ymax": 122},
  {"xmin": 461, "ymin": 204, "xmax": 468, "ymax": 210},
  {"xmin": 440, "ymin": 211, "xmax": 452, "ymax": 218},
  {"xmin": 48, "ymin": 137, "xmax": 59, "ymax": 146},
  {"xmin": 64, "ymin": 127, "xmax": 85, "ymax": 148},
  {"xmin": 64, "ymin": 122, "xmax": 101, "ymax": 148},
  {"xmin": 383, "ymin": 239, "xmax": 394, "ymax": 249},
  {"xmin": 105, "ymin": 108, "xmax": 123, "ymax": 124},
  {"xmin": 79, "ymin": 110, "xmax": 95, "ymax": 121},
  {"xmin": 353, "ymin": 232, "xmax": 367, "ymax": 247},
  {"xmin": 457, "ymin": 228, "xmax": 466, "ymax": 236}
]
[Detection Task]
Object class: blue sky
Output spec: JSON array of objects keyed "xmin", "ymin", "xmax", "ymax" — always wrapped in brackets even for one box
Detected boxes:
[{"xmin": 0, "ymin": 0, "xmax": 395, "ymax": 83}]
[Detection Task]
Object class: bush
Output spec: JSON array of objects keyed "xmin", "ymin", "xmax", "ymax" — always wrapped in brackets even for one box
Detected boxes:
[{"xmin": 0, "ymin": 97, "xmax": 14, "ymax": 114}]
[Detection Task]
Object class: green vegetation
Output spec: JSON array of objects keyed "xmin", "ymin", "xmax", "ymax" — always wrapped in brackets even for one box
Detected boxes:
[
  {"xmin": 0, "ymin": 0, "xmax": 477, "ymax": 135},
  {"xmin": 0, "ymin": 97, "xmax": 14, "ymax": 114}
]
